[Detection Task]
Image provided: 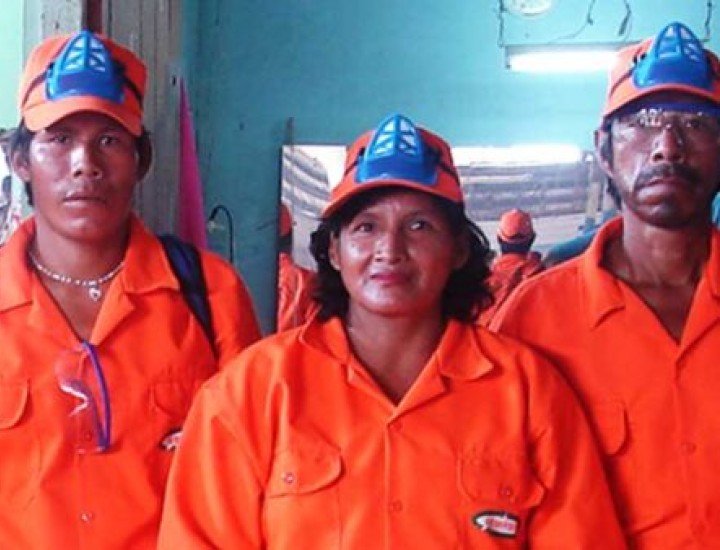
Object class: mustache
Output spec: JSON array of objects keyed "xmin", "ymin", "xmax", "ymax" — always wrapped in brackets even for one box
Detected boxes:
[{"xmin": 635, "ymin": 163, "xmax": 700, "ymax": 188}]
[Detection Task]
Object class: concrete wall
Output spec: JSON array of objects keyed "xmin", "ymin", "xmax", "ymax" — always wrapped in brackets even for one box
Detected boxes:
[
  {"xmin": 182, "ymin": 1, "xmax": 716, "ymax": 331},
  {"xmin": 0, "ymin": 0, "xmax": 24, "ymax": 128}
]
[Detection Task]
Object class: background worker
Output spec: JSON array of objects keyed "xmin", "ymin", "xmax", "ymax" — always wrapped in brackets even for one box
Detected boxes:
[
  {"xmin": 159, "ymin": 114, "xmax": 625, "ymax": 549},
  {"xmin": 0, "ymin": 30, "xmax": 260, "ymax": 549},
  {"xmin": 492, "ymin": 22, "xmax": 720, "ymax": 548},
  {"xmin": 479, "ymin": 208, "xmax": 542, "ymax": 324},
  {"xmin": 276, "ymin": 202, "xmax": 316, "ymax": 331}
]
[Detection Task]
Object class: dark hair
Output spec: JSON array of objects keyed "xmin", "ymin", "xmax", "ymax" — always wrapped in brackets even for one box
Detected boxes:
[
  {"xmin": 498, "ymin": 237, "xmax": 534, "ymax": 255},
  {"xmin": 8, "ymin": 121, "xmax": 153, "ymax": 206},
  {"xmin": 309, "ymin": 187, "xmax": 494, "ymax": 324}
]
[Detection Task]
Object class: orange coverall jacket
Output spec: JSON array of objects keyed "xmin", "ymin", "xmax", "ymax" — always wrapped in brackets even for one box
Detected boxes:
[
  {"xmin": 491, "ymin": 217, "xmax": 720, "ymax": 549},
  {"xmin": 276, "ymin": 252, "xmax": 317, "ymax": 331},
  {"xmin": 0, "ymin": 215, "xmax": 260, "ymax": 550},
  {"xmin": 158, "ymin": 317, "xmax": 625, "ymax": 549},
  {"xmin": 479, "ymin": 251, "xmax": 543, "ymax": 325}
]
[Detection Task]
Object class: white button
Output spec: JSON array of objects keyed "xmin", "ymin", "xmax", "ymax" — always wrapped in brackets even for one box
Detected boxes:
[
  {"xmin": 500, "ymin": 485, "xmax": 515, "ymax": 500},
  {"xmin": 80, "ymin": 511, "xmax": 94, "ymax": 523}
]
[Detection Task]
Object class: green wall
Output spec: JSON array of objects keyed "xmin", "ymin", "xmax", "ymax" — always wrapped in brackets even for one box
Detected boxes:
[
  {"xmin": 0, "ymin": 0, "xmax": 23, "ymax": 128},
  {"xmin": 182, "ymin": 1, "xmax": 716, "ymax": 332}
]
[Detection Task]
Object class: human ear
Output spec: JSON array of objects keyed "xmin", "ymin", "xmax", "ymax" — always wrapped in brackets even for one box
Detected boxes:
[
  {"xmin": 328, "ymin": 232, "xmax": 341, "ymax": 271},
  {"xmin": 594, "ymin": 127, "xmax": 614, "ymax": 180},
  {"xmin": 10, "ymin": 149, "xmax": 31, "ymax": 183}
]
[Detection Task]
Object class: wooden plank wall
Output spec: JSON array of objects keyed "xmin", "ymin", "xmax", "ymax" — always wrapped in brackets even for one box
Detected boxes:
[{"xmin": 103, "ymin": 0, "xmax": 182, "ymax": 233}]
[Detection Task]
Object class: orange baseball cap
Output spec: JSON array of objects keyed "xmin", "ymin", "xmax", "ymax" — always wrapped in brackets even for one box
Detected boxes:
[
  {"xmin": 279, "ymin": 203, "xmax": 293, "ymax": 237},
  {"xmin": 602, "ymin": 22, "xmax": 720, "ymax": 120},
  {"xmin": 322, "ymin": 114, "xmax": 463, "ymax": 219},
  {"xmin": 497, "ymin": 209, "xmax": 534, "ymax": 243},
  {"xmin": 18, "ymin": 30, "xmax": 146, "ymax": 136}
]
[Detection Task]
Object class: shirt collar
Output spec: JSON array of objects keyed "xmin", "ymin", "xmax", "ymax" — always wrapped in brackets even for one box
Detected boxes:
[
  {"xmin": 579, "ymin": 217, "xmax": 720, "ymax": 327},
  {"xmin": 0, "ymin": 214, "xmax": 180, "ymax": 313},
  {"xmin": 120, "ymin": 217, "xmax": 181, "ymax": 294},
  {"xmin": 299, "ymin": 316, "xmax": 495, "ymax": 381},
  {"xmin": 579, "ymin": 217, "xmax": 627, "ymax": 329},
  {"xmin": 0, "ymin": 218, "xmax": 36, "ymax": 311}
]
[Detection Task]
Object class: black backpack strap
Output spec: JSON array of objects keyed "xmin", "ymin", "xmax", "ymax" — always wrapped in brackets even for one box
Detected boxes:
[{"xmin": 158, "ymin": 234, "xmax": 218, "ymax": 358}]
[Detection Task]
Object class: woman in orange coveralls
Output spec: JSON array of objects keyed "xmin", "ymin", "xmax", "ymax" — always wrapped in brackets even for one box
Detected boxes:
[
  {"xmin": 0, "ymin": 31, "xmax": 260, "ymax": 550},
  {"xmin": 159, "ymin": 114, "xmax": 625, "ymax": 549}
]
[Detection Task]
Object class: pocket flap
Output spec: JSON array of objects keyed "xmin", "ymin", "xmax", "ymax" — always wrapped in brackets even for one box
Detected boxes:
[
  {"xmin": 152, "ymin": 381, "xmax": 191, "ymax": 418},
  {"xmin": 587, "ymin": 400, "xmax": 627, "ymax": 456},
  {"xmin": 267, "ymin": 437, "xmax": 342, "ymax": 497},
  {"xmin": 458, "ymin": 448, "xmax": 545, "ymax": 507},
  {"xmin": 0, "ymin": 381, "xmax": 29, "ymax": 429}
]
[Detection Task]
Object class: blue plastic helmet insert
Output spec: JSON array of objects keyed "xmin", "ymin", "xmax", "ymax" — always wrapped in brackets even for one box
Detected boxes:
[
  {"xmin": 46, "ymin": 30, "xmax": 125, "ymax": 104},
  {"xmin": 633, "ymin": 22, "xmax": 713, "ymax": 93},
  {"xmin": 356, "ymin": 114, "xmax": 439, "ymax": 186}
]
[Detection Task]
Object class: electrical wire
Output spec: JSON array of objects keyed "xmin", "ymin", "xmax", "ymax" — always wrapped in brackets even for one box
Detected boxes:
[
  {"xmin": 704, "ymin": 0, "xmax": 714, "ymax": 41},
  {"xmin": 617, "ymin": 0, "xmax": 632, "ymax": 40},
  {"xmin": 496, "ymin": 0, "xmax": 507, "ymax": 48},
  {"xmin": 549, "ymin": 0, "xmax": 598, "ymax": 43},
  {"xmin": 495, "ymin": 0, "xmax": 636, "ymax": 47}
]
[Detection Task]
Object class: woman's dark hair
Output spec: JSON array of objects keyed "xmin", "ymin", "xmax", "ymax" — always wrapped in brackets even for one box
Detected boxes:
[
  {"xmin": 309, "ymin": 187, "xmax": 494, "ymax": 324},
  {"xmin": 8, "ymin": 121, "xmax": 153, "ymax": 206}
]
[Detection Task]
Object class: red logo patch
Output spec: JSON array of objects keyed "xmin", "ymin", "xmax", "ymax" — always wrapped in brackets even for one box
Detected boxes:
[{"xmin": 472, "ymin": 511, "xmax": 519, "ymax": 538}]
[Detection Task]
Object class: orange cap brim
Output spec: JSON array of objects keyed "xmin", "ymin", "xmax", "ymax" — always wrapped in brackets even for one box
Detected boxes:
[
  {"xmin": 322, "ymin": 177, "xmax": 463, "ymax": 219},
  {"xmin": 23, "ymin": 95, "xmax": 142, "ymax": 136}
]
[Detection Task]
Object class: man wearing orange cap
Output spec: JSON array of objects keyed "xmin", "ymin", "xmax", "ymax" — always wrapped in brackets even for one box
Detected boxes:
[
  {"xmin": 276, "ymin": 202, "xmax": 317, "ymax": 331},
  {"xmin": 479, "ymin": 208, "xmax": 542, "ymax": 324},
  {"xmin": 493, "ymin": 22, "xmax": 720, "ymax": 548},
  {"xmin": 0, "ymin": 30, "xmax": 260, "ymax": 549}
]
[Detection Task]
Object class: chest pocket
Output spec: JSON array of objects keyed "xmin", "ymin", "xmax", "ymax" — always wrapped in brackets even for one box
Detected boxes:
[
  {"xmin": 0, "ymin": 380, "xmax": 40, "ymax": 510},
  {"xmin": 458, "ymin": 448, "xmax": 545, "ymax": 508},
  {"xmin": 264, "ymin": 435, "xmax": 343, "ymax": 548},
  {"xmin": 457, "ymin": 447, "xmax": 545, "ymax": 547}
]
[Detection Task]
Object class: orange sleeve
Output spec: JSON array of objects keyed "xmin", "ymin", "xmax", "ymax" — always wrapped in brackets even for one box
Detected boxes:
[
  {"xmin": 158, "ymin": 377, "xmax": 264, "ymax": 549},
  {"xmin": 520, "ymin": 348, "xmax": 626, "ymax": 548},
  {"xmin": 201, "ymin": 251, "xmax": 261, "ymax": 366}
]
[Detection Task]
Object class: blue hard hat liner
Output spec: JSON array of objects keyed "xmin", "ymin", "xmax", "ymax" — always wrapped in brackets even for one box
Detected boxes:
[{"xmin": 352, "ymin": 114, "xmax": 458, "ymax": 186}]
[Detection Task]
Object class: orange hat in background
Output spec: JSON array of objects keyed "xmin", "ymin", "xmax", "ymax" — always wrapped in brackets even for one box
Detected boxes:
[
  {"xmin": 19, "ymin": 30, "xmax": 146, "ymax": 136},
  {"xmin": 322, "ymin": 113, "xmax": 463, "ymax": 219},
  {"xmin": 498, "ymin": 209, "xmax": 534, "ymax": 243},
  {"xmin": 602, "ymin": 21, "xmax": 720, "ymax": 120},
  {"xmin": 279, "ymin": 203, "xmax": 293, "ymax": 237}
]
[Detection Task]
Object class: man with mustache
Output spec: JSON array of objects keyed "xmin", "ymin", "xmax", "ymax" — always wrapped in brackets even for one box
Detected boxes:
[{"xmin": 492, "ymin": 21, "xmax": 720, "ymax": 549}]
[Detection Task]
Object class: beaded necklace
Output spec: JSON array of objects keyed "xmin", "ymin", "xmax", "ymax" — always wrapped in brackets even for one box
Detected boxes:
[{"xmin": 28, "ymin": 252, "xmax": 124, "ymax": 302}]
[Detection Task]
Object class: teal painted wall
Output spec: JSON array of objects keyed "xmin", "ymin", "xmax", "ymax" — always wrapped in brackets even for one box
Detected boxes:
[
  {"xmin": 0, "ymin": 0, "xmax": 23, "ymax": 128},
  {"xmin": 182, "ymin": 1, "xmax": 717, "ymax": 331}
]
